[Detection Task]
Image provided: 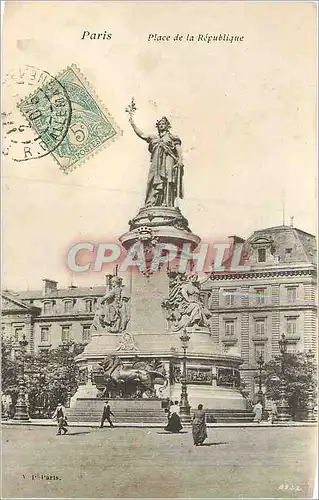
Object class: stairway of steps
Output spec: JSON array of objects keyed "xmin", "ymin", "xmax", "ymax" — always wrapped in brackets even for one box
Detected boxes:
[
  {"xmin": 68, "ymin": 407, "xmax": 254, "ymax": 424},
  {"xmin": 68, "ymin": 407, "xmax": 167, "ymax": 423},
  {"xmin": 205, "ymin": 409, "xmax": 255, "ymax": 423}
]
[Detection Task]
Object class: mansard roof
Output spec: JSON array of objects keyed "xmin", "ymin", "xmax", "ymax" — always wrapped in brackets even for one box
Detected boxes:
[
  {"xmin": 1, "ymin": 293, "xmax": 40, "ymax": 312},
  {"xmin": 247, "ymin": 225, "xmax": 316, "ymax": 265},
  {"xmin": 9, "ymin": 285, "xmax": 106, "ymax": 301}
]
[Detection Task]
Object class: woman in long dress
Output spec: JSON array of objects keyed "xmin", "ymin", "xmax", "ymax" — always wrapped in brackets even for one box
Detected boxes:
[
  {"xmin": 192, "ymin": 404, "xmax": 207, "ymax": 446},
  {"xmin": 253, "ymin": 401, "xmax": 263, "ymax": 423},
  {"xmin": 164, "ymin": 401, "xmax": 183, "ymax": 433}
]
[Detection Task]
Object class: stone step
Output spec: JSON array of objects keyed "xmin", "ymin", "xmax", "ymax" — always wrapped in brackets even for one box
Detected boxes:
[
  {"xmin": 68, "ymin": 411, "xmax": 167, "ymax": 417},
  {"xmin": 211, "ymin": 409, "xmax": 253, "ymax": 414},
  {"xmin": 205, "ymin": 409, "xmax": 254, "ymax": 423},
  {"xmin": 207, "ymin": 412, "xmax": 254, "ymax": 416},
  {"xmin": 69, "ymin": 415, "xmax": 166, "ymax": 423}
]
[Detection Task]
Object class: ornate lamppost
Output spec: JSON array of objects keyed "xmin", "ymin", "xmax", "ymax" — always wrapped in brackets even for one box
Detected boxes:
[
  {"xmin": 179, "ymin": 329, "xmax": 191, "ymax": 424},
  {"xmin": 305, "ymin": 350, "xmax": 316, "ymax": 422},
  {"xmin": 277, "ymin": 333, "xmax": 291, "ymax": 422},
  {"xmin": 36, "ymin": 372, "xmax": 47, "ymax": 418},
  {"xmin": 62, "ymin": 342, "xmax": 73, "ymax": 408},
  {"xmin": 256, "ymin": 353, "xmax": 264, "ymax": 405},
  {"xmin": 13, "ymin": 334, "xmax": 30, "ymax": 421}
]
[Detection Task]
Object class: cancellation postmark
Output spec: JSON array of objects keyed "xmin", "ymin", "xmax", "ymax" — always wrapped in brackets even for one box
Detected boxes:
[
  {"xmin": 18, "ymin": 64, "xmax": 121, "ymax": 173},
  {"xmin": 2, "ymin": 65, "xmax": 72, "ymax": 162}
]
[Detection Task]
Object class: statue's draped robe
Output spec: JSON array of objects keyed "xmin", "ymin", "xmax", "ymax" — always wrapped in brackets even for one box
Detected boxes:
[
  {"xmin": 102, "ymin": 288, "xmax": 121, "ymax": 325},
  {"xmin": 166, "ymin": 280, "xmax": 212, "ymax": 331},
  {"xmin": 145, "ymin": 132, "xmax": 183, "ymax": 206}
]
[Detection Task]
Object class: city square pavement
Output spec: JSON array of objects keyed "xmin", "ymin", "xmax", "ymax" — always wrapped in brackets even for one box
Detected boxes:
[{"xmin": 2, "ymin": 424, "xmax": 317, "ymax": 499}]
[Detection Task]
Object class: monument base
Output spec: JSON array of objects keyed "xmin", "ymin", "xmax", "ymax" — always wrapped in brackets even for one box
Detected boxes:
[
  {"xmin": 72, "ymin": 329, "xmax": 247, "ymax": 413},
  {"xmin": 170, "ymin": 384, "xmax": 246, "ymax": 410}
]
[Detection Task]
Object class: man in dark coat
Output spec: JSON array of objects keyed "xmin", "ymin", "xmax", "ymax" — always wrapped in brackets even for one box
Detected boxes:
[
  {"xmin": 100, "ymin": 401, "xmax": 115, "ymax": 428},
  {"xmin": 52, "ymin": 402, "xmax": 68, "ymax": 435}
]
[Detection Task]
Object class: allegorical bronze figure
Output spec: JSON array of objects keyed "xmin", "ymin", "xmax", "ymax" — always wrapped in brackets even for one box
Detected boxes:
[{"xmin": 126, "ymin": 99, "xmax": 184, "ymax": 208}]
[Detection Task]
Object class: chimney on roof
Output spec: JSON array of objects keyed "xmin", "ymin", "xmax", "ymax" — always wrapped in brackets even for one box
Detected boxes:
[
  {"xmin": 226, "ymin": 235, "xmax": 248, "ymax": 265},
  {"xmin": 228, "ymin": 235, "xmax": 245, "ymax": 246},
  {"xmin": 290, "ymin": 216, "xmax": 294, "ymax": 228},
  {"xmin": 42, "ymin": 278, "xmax": 58, "ymax": 296}
]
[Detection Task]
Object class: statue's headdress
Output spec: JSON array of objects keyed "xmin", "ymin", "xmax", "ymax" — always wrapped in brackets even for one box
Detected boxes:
[{"xmin": 156, "ymin": 116, "xmax": 171, "ymax": 130}]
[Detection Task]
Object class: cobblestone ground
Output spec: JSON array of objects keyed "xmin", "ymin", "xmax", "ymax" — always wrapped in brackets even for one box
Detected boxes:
[{"xmin": 2, "ymin": 425, "xmax": 317, "ymax": 499}]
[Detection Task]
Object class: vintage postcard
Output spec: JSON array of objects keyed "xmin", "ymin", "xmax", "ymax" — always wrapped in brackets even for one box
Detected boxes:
[{"xmin": 1, "ymin": 1, "xmax": 317, "ymax": 499}]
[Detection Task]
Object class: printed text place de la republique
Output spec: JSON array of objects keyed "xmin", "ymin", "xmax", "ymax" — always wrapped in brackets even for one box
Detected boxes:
[
  {"xmin": 147, "ymin": 33, "xmax": 244, "ymax": 43},
  {"xmin": 80, "ymin": 31, "xmax": 244, "ymax": 44}
]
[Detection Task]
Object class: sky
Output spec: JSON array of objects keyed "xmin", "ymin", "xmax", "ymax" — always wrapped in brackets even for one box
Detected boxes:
[{"xmin": 2, "ymin": 1, "xmax": 317, "ymax": 291}]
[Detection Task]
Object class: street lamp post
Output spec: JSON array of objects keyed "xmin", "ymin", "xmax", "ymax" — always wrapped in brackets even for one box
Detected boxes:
[
  {"xmin": 277, "ymin": 333, "xmax": 291, "ymax": 422},
  {"xmin": 305, "ymin": 350, "xmax": 316, "ymax": 422},
  {"xmin": 256, "ymin": 353, "xmax": 264, "ymax": 405},
  {"xmin": 36, "ymin": 373, "xmax": 47, "ymax": 418},
  {"xmin": 62, "ymin": 342, "xmax": 73, "ymax": 408},
  {"xmin": 13, "ymin": 334, "xmax": 30, "ymax": 421},
  {"xmin": 179, "ymin": 329, "xmax": 191, "ymax": 424}
]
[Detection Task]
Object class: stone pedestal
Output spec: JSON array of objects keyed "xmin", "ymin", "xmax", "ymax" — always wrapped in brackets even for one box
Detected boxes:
[
  {"xmin": 277, "ymin": 380, "xmax": 292, "ymax": 422},
  {"xmin": 128, "ymin": 270, "xmax": 169, "ymax": 333},
  {"xmin": 119, "ymin": 206, "xmax": 200, "ymax": 251}
]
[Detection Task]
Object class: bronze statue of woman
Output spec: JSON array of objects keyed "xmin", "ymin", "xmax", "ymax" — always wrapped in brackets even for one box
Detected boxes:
[{"xmin": 128, "ymin": 114, "xmax": 184, "ymax": 207}]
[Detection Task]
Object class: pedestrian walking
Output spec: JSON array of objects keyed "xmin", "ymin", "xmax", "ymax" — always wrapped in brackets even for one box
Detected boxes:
[
  {"xmin": 253, "ymin": 401, "xmax": 263, "ymax": 423},
  {"xmin": 52, "ymin": 402, "xmax": 68, "ymax": 435},
  {"xmin": 164, "ymin": 400, "xmax": 182, "ymax": 433},
  {"xmin": 100, "ymin": 401, "xmax": 115, "ymax": 428},
  {"xmin": 192, "ymin": 404, "xmax": 207, "ymax": 446}
]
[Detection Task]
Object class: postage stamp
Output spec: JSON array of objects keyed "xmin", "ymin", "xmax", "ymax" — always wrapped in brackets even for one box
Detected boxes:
[{"xmin": 17, "ymin": 64, "xmax": 121, "ymax": 173}]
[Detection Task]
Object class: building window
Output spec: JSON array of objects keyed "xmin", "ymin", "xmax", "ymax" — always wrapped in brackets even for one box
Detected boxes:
[
  {"xmin": 255, "ymin": 319, "xmax": 265, "ymax": 336},
  {"xmin": 287, "ymin": 287, "xmax": 297, "ymax": 304},
  {"xmin": 14, "ymin": 327, "xmax": 23, "ymax": 342},
  {"xmin": 255, "ymin": 288, "xmax": 266, "ymax": 305},
  {"xmin": 85, "ymin": 299, "xmax": 93, "ymax": 313},
  {"xmin": 258, "ymin": 248, "xmax": 266, "ymax": 262},
  {"xmin": 225, "ymin": 290, "xmax": 235, "ymax": 306},
  {"xmin": 43, "ymin": 302, "xmax": 52, "ymax": 314},
  {"xmin": 285, "ymin": 248, "xmax": 292, "ymax": 257},
  {"xmin": 82, "ymin": 325, "xmax": 91, "ymax": 343},
  {"xmin": 61, "ymin": 326, "xmax": 70, "ymax": 343},
  {"xmin": 225, "ymin": 320, "xmax": 235, "ymax": 336},
  {"xmin": 254, "ymin": 344, "xmax": 265, "ymax": 362},
  {"xmin": 286, "ymin": 317, "xmax": 297, "ymax": 336},
  {"xmin": 40, "ymin": 326, "xmax": 50, "ymax": 343},
  {"xmin": 63, "ymin": 300, "xmax": 72, "ymax": 313}
]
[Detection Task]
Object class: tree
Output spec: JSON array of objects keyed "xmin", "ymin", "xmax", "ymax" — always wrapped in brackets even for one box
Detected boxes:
[
  {"xmin": 1, "ymin": 338, "xmax": 19, "ymax": 411},
  {"xmin": 26, "ymin": 342, "xmax": 86, "ymax": 415},
  {"xmin": 263, "ymin": 352, "xmax": 316, "ymax": 419},
  {"xmin": 1, "ymin": 340, "xmax": 85, "ymax": 417}
]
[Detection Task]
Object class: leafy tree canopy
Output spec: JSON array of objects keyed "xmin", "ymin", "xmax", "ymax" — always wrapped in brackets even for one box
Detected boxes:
[
  {"xmin": 1, "ymin": 339, "xmax": 85, "ymax": 417},
  {"xmin": 263, "ymin": 351, "xmax": 316, "ymax": 415}
]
